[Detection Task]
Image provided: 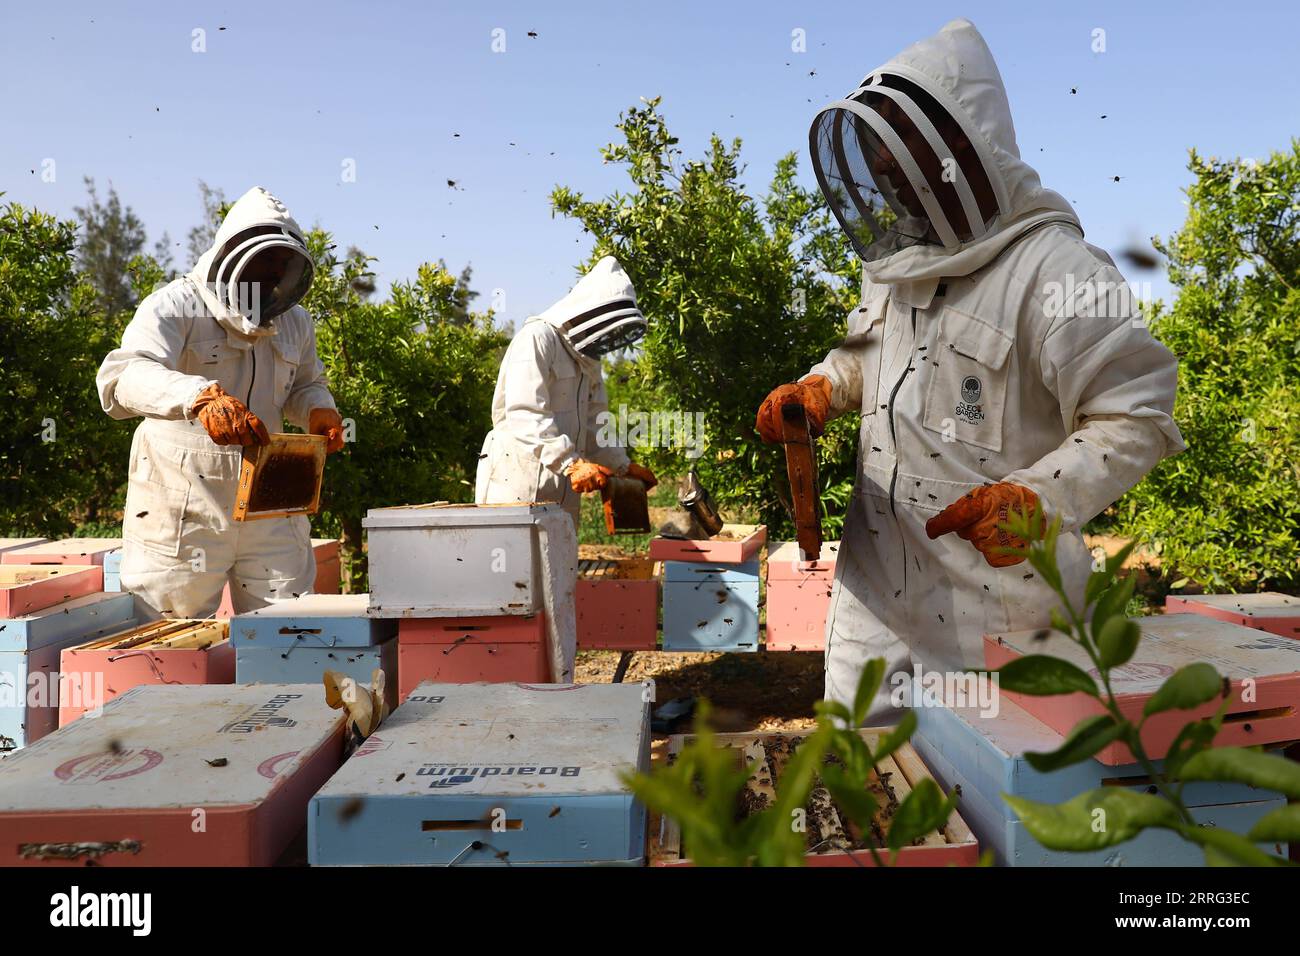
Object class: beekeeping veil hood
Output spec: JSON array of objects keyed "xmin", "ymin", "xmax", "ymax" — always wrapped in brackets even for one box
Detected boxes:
[
  {"xmin": 535, "ymin": 256, "xmax": 647, "ymax": 359},
  {"xmin": 189, "ymin": 186, "xmax": 315, "ymax": 338},
  {"xmin": 809, "ymin": 19, "xmax": 1080, "ymax": 290}
]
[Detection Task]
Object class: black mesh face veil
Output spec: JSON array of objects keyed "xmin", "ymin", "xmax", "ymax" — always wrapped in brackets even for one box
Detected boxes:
[
  {"xmin": 561, "ymin": 297, "xmax": 647, "ymax": 358},
  {"xmin": 208, "ymin": 225, "xmax": 315, "ymax": 325},
  {"xmin": 809, "ymin": 72, "xmax": 999, "ymax": 263}
]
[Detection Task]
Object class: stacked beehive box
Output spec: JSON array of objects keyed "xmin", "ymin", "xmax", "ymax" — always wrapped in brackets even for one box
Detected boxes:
[
  {"xmin": 1165, "ymin": 592, "xmax": 1300, "ymax": 640},
  {"xmin": 575, "ymin": 552, "xmax": 659, "ymax": 651},
  {"xmin": 0, "ymin": 684, "xmax": 346, "ymax": 866},
  {"xmin": 230, "ymin": 594, "xmax": 396, "ymax": 708},
  {"xmin": 59, "ymin": 620, "xmax": 234, "ymax": 725},
  {"xmin": 913, "ymin": 696, "xmax": 1289, "ymax": 866},
  {"xmin": 653, "ymin": 525, "xmax": 765, "ymax": 652},
  {"xmin": 1, "ymin": 592, "xmax": 138, "ymax": 752},
  {"xmin": 902, "ymin": 612, "xmax": 1300, "ymax": 866},
  {"xmin": 1, "ymin": 538, "xmax": 122, "ymax": 568},
  {"xmin": 764, "ymin": 540, "xmax": 838, "ymax": 651},
  {"xmin": 364, "ymin": 504, "xmax": 557, "ymax": 698},
  {"xmin": 309, "ymin": 681, "xmax": 651, "ymax": 865},
  {"xmin": 209, "ymin": 537, "xmax": 342, "ymax": 614}
]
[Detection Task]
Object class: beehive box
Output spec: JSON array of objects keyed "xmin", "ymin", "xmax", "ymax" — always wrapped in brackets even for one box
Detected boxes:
[
  {"xmin": 231, "ymin": 594, "xmax": 395, "ymax": 648},
  {"xmin": 0, "ymin": 538, "xmax": 48, "ymax": 556},
  {"xmin": 650, "ymin": 730, "xmax": 979, "ymax": 867},
  {"xmin": 59, "ymin": 619, "xmax": 233, "ymax": 725},
  {"xmin": 765, "ymin": 541, "xmax": 839, "ymax": 651},
  {"xmin": 236, "ymin": 642, "xmax": 397, "ymax": 712},
  {"xmin": 576, "ymin": 556, "xmax": 659, "ymax": 651},
  {"xmin": 233, "ymin": 433, "xmax": 326, "ymax": 521},
  {"xmin": 1, "ymin": 537, "xmax": 122, "ymax": 567},
  {"xmin": 913, "ymin": 697, "xmax": 1290, "ymax": 865},
  {"xmin": 364, "ymin": 503, "xmax": 556, "ymax": 618},
  {"xmin": 1, "ymin": 593, "xmax": 138, "ymax": 752},
  {"xmin": 661, "ymin": 560, "xmax": 760, "ymax": 652},
  {"xmin": 0, "ymin": 565, "xmax": 103, "ymax": 617},
  {"xmin": 1165, "ymin": 592, "xmax": 1300, "ymax": 640},
  {"xmin": 649, "ymin": 524, "xmax": 766, "ymax": 564},
  {"xmin": 309, "ymin": 681, "xmax": 651, "ymax": 866},
  {"xmin": 102, "ymin": 548, "xmax": 123, "ymax": 591},
  {"xmin": 398, "ymin": 615, "xmax": 549, "ymax": 697},
  {"xmin": 0, "ymin": 684, "xmax": 346, "ymax": 866},
  {"xmin": 984, "ymin": 614, "xmax": 1300, "ymax": 764}
]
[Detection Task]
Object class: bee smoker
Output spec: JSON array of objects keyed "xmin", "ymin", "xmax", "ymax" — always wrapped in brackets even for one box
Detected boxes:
[{"xmin": 678, "ymin": 470, "xmax": 724, "ymax": 537}]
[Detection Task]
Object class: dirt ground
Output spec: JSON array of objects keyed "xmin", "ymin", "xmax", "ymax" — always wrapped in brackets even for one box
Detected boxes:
[{"xmin": 574, "ymin": 649, "xmax": 821, "ymax": 733}]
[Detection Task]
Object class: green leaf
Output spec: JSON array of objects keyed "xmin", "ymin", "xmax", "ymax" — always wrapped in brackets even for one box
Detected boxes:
[
  {"xmin": 1186, "ymin": 825, "xmax": 1287, "ymax": 867},
  {"xmin": 1024, "ymin": 715, "xmax": 1123, "ymax": 771},
  {"xmin": 1142, "ymin": 663, "xmax": 1224, "ymax": 717},
  {"xmin": 1050, "ymin": 608, "xmax": 1073, "ymax": 636},
  {"xmin": 1084, "ymin": 570, "xmax": 1111, "ymax": 607},
  {"xmin": 1104, "ymin": 541, "xmax": 1137, "ymax": 578},
  {"xmin": 1161, "ymin": 718, "xmax": 1220, "ymax": 779},
  {"xmin": 1090, "ymin": 573, "xmax": 1137, "ymax": 638},
  {"xmin": 871, "ymin": 709, "xmax": 917, "ymax": 766},
  {"xmin": 851, "ymin": 658, "xmax": 886, "ymax": 729},
  {"xmin": 814, "ymin": 699, "xmax": 852, "ymax": 726},
  {"xmin": 1179, "ymin": 747, "xmax": 1300, "ymax": 798},
  {"xmin": 887, "ymin": 778, "xmax": 954, "ymax": 852},
  {"xmin": 1003, "ymin": 788, "xmax": 1181, "ymax": 851},
  {"xmin": 1096, "ymin": 617, "xmax": 1141, "ymax": 669},
  {"xmin": 820, "ymin": 764, "xmax": 878, "ymax": 830},
  {"xmin": 993, "ymin": 655, "xmax": 1099, "ymax": 698},
  {"xmin": 1247, "ymin": 803, "xmax": 1300, "ymax": 843}
]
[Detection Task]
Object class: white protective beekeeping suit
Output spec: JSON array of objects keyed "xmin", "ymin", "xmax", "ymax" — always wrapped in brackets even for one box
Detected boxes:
[
  {"xmin": 803, "ymin": 20, "xmax": 1185, "ymax": 718},
  {"xmin": 97, "ymin": 187, "xmax": 337, "ymax": 618},
  {"xmin": 475, "ymin": 256, "xmax": 647, "ymax": 525}
]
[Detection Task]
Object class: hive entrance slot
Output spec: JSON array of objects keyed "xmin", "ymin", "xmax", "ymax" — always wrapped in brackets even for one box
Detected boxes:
[{"xmin": 421, "ymin": 819, "xmax": 523, "ymax": 832}]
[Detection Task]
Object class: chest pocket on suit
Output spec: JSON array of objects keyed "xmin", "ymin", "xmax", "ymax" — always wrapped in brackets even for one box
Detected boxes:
[
  {"xmin": 271, "ymin": 337, "xmax": 298, "ymax": 402},
  {"xmin": 922, "ymin": 306, "xmax": 1013, "ymax": 453},
  {"xmin": 852, "ymin": 295, "xmax": 888, "ymax": 419},
  {"xmin": 550, "ymin": 364, "xmax": 581, "ymax": 439},
  {"xmin": 185, "ymin": 337, "xmax": 242, "ymax": 387}
]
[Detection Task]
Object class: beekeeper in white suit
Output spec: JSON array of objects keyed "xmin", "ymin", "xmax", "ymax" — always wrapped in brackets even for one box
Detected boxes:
[
  {"xmin": 756, "ymin": 19, "xmax": 1184, "ymax": 719},
  {"xmin": 476, "ymin": 255, "xmax": 658, "ymax": 524},
  {"xmin": 98, "ymin": 186, "xmax": 344, "ymax": 619}
]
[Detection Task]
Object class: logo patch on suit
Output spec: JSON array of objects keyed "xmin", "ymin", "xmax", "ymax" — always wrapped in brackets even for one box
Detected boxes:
[{"xmin": 955, "ymin": 375, "xmax": 984, "ymax": 424}]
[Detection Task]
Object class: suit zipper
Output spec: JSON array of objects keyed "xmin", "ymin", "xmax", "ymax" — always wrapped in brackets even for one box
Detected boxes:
[
  {"xmin": 885, "ymin": 307, "xmax": 919, "ymax": 593},
  {"xmin": 247, "ymin": 345, "xmax": 257, "ymax": 408}
]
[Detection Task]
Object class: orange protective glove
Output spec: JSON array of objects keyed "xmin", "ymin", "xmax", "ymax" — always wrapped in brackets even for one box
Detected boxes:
[
  {"xmin": 755, "ymin": 374, "xmax": 833, "ymax": 443},
  {"xmin": 309, "ymin": 407, "xmax": 345, "ymax": 454},
  {"xmin": 624, "ymin": 461, "xmax": 658, "ymax": 490},
  {"xmin": 925, "ymin": 482, "xmax": 1041, "ymax": 568},
  {"xmin": 566, "ymin": 460, "xmax": 612, "ymax": 494},
  {"xmin": 191, "ymin": 383, "xmax": 270, "ymax": 446}
]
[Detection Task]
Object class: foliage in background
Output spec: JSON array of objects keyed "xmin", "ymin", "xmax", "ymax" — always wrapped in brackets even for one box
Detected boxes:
[
  {"xmin": 624, "ymin": 660, "xmax": 956, "ymax": 866},
  {"xmin": 302, "ymin": 238, "xmax": 507, "ymax": 589},
  {"xmin": 0, "ymin": 200, "xmax": 133, "ymax": 536},
  {"xmin": 1105, "ymin": 143, "xmax": 1300, "ymax": 591},
  {"xmin": 552, "ymin": 98, "xmax": 862, "ymax": 537},
  {"xmin": 990, "ymin": 509, "xmax": 1300, "ymax": 865}
]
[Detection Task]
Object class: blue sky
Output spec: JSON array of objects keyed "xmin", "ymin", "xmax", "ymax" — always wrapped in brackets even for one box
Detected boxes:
[{"xmin": 3, "ymin": 1, "xmax": 1297, "ymax": 322}]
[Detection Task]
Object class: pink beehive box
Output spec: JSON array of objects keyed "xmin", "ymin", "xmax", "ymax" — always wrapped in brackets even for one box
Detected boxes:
[
  {"xmin": 1165, "ymin": 592, "xmax": 1300, "ymax": 640},
  {"xmin": 214, "ymin": 538, "xmax": 343, "ymax": 619},
  {"xmin": 576, "ymin": 556, "xmax": 659, "ymax": 651},
  {"xmin": 984, "ymin": 613, "xmax": 1300, "ymax": 765},
  {"xmin": 649, "ymin": 524, "xmax": 766, "ymax": 564},
  {"xmin": 765, "ymin": 541, "xmax": 839, "ymax": 651},
  {"xmin": 397, "ymin": 614, "xmax": 549, "ymax": 699},
  {"xmin": 59, "ymin": 619, "xmax": 234, "ymax": 726},
  {"xmin": 0, "ymin": 683, "xmax": 346, "ymax": 866},
  {"xmin": 1, "ymin": 538, "xmax": 122, "ymax": 567},
  {"xmin": 0, "ymin": 538, "xmax": 48, "ymax": 556},
  {"xmin": 0, "ymin": 565, "xmax": 103, "ymax": 618}
]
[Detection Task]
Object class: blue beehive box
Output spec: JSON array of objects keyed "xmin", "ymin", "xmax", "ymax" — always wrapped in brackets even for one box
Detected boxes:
[
  {"xmin": 233, "ymin": 594, "xmax": 398, "ymax": 709},
  {"xmin": 102, "ymin": 548, "xmax": 123, "ymax": 592},
  {"xmin": 231, "ymin": 594, "xmax": 396, "ymax": 648},
  {"xmin": 913, "ymin": 696, "xmax": 1288, "ymax": 866},
  {"xmin": 1, "ymin": 592, "xmax": 137, "ymax": 752},
  {"xmin": 309, "ymin": 681, "xmax": 651, "ymax": 866},
  {"xmin": 661, "ymin": 560, "xmax": 760, "ymax": 652}
]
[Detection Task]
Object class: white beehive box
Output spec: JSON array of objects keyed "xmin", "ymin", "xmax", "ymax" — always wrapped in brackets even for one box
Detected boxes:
[
  {"xmin": 309, "ymin": 681, "xmax": 651, "ymax": 866},
  {"xmin": 363, "ymin": 504, "xmax": 557, "ymax": 618},
  {"xmin": 0, "ymin": 683, "xmax": 346, "ymax": 866}
]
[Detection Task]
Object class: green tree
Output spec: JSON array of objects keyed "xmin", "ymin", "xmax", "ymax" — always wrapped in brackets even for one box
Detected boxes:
[
  {"xmin": 302, "ymin": 237, "xmax": 507, "ymax": 589},
  {"xmin": 0, "ymin": 200, "xmax": 132, "ymax": 535},
  {"xmin": 551, "ymin": 97, "xmax": 861, "ymax": 536},
  {"xmin": 73, "ymin": 177, "xmax": 147, "ymax": 317},
  {"xmin": 1108, "ymin": 144, "xmax": 1300, "ymax": 591}
]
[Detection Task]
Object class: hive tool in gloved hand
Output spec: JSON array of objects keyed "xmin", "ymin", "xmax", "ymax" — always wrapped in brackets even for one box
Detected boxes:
[{"xmin": 780, "ymin": 400, "xmax": 822, "ymax": 562}]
